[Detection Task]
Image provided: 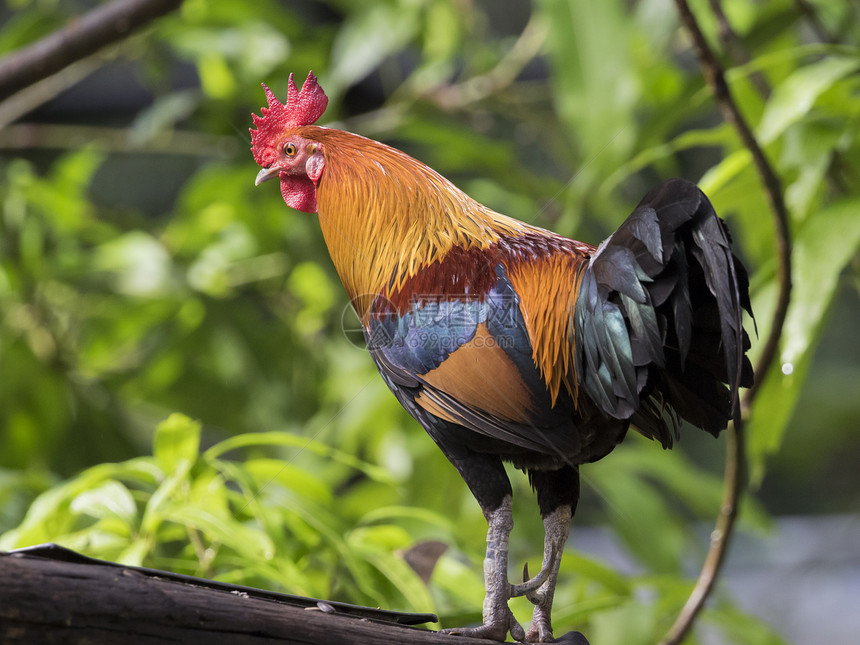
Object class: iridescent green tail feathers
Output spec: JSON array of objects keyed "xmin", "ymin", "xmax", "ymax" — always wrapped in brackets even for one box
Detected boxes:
[{"xmin": 573, "ymin": 179, "xmax": 754, "ymax": 447}]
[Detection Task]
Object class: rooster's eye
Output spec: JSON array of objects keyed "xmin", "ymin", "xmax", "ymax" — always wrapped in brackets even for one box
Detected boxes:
[{"xmin": 283, "ymin": 142, "xmax": 298, "ymax": 157}]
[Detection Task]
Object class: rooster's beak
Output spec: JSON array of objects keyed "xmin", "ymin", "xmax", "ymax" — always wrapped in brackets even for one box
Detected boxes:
[{"xmin": 255, "ymin": 166, "xmax": 281, "ymax": 186}]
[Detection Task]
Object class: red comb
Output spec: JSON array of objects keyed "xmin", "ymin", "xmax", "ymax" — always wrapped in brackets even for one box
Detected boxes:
[{"xmin": 250, "ymin": 71, "xmax": 328, "ymax": 165}]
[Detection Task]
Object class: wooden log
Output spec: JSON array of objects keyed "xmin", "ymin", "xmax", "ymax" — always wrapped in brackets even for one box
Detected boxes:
[{"xmin": 0, "ymin": 544, "xmax": 493, "ymax": 645}]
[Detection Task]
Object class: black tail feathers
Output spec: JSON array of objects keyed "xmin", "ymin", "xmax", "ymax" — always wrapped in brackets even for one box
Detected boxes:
[{"xmin": 572, "ymin": 178, "xmax": 754, "ymax": 447}]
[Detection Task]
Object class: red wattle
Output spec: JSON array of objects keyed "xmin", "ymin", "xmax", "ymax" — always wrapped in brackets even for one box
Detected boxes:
[{"xmin": 280, "ymin": 175, "xmax": 317, "ymax": 213}]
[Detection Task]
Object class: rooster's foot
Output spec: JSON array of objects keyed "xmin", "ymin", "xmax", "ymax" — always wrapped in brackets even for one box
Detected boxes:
[
  {"xmin": 525, "ymin": 610, "xmax": 553, "ymax": 643},
  {"xmin": 440, "ymin": 609, "xmax": 526, "ymax": 643}
]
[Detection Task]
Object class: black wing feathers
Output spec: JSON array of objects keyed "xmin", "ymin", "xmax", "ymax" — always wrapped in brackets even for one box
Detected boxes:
[{"xmin": 573, "ymin": 178, "xmax": 754, "ymax": 446}]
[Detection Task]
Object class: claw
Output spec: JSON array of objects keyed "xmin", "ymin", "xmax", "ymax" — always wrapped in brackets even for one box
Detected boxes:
[
  {"xmin": 440, "ymin": 611, "xmax": 525, "ymax": 643},
  {"xmin": 520, "ymin": 561, "xmax": 543, "ymax": 604},
  {"xmin": 510, "ymin": 621, "xmax": 526, "ymax": 643},
  {"xmin": 510, "ymin": 543, "xmax": 558, "ymax": 598}
]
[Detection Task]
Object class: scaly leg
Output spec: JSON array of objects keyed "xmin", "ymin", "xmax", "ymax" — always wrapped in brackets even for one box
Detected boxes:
[
  {"xmin": 434, "ymin": 446, "xmax": 552, "ymax": 642},
  {"xmin": 433, "ymin": 445, "xmax": 572, "ymax": 642},
  {"xmin": 525, "ymin": 505, "xmax": 571, "ymax": 642},
  {"xmin": 525, "ymin": 466, "xmax": 579, "ymax": 643},
  {"xmin": 442, "ymin": 495, "xmax": 526, "ymax": 642}
]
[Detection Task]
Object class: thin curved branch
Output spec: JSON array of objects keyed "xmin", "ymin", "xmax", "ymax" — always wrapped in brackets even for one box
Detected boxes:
[
  {"xmin": 0, "ymin": 123, "xmax": 236, "ymax": 157},
  {"xmin": 660, "ymin": 414, "xmax": 746, "ymax": 645},
  {"xmin": 426, "ymin": 13, "xmax": 549, "ymax": 110},
  {"xmin": 0, "ymin": 57, "xmax": 104, "ymax": 129},
  {"xmin": 660, "ymin": 1, "xmax": 794, "ymax": 643},
  {"xmin": 0, "ymin": 0, "xmax": 183, "ymax": 103},
  {"xmin": 706, "ymin": 0, "xmax": 770, "ymax": 97},
  {"xmin": 680, "ymin": 3, "xmax": 792, "ymax": 396},
  {"xmin": 669, "ymin": 3, "xmax": 792, "ymax": 398}
]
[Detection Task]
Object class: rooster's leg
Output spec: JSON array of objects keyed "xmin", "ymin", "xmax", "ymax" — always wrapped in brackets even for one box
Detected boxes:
[
  {"xmin": 525, "ymin": 466, "xmax": 579, "ymax": 643},
  {"xmin": 438, "ymin": 449, "xmax": 525, "ymax": 642},
  {"xmin": 442, "ymin": 495, "xmax": 526, "ymax": 641},
  {"xmin": 524, "ymin": 505, "xmax": 571, "ymax": 642}
]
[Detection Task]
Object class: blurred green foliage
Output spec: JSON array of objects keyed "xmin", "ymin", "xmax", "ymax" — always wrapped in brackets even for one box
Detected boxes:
[{"xmin": 1, "ymin": 0, "xmax": 859, "ymax": 643}]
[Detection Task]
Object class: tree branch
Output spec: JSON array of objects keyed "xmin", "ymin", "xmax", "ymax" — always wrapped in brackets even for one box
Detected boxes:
[
  {"xmin": 706, "ymin": 0, "xmax": 771, "ymax": 97},
  {"xmin": 428, "ymin": 13, "xmax": 550, "ymax": 109},
  {"xmin": 660, "ymin": 414, "xmax": 746, "ymax": 645},
  {"xmin": 671, "ymin": 3, "xmax": 792, "ymax": 397},
  {"xmin": 0, "ymin": 58, "xmax": 105, "ymax": 128},
  {"xmin": 660, "ymin": 1, "xmax": 793, "ymax": 643},
  {"xmin": 0, "ymin": 0, "xmax": 183, "ymax": 103},
  {"xmin": 0, "ymin": 123, "xmax": 237, "ymax": 157},
  {"xmin": 0, "ymin": 544, "xmax": 459, "ymax": 645}
]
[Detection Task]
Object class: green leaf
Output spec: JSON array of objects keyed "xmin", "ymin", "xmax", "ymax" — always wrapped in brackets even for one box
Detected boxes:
[
  {"xmin": 153, "ymin": 414, "xmax": 201, "ymax": 475},
  {"xmin": 70, "ymin": 480, "xmax": 137, "ymax": 525},
  {"xmin": 432, "ymin": 553, "xmax": 486, "ymax": 614},
  {"xmin": 540, "ymin": 0, "xmax": 638, "ymax": 158},
  {"xmin": 117, "ymin": 537, "xmax": 151, "ymax": 567},
  {"xmin": 129, "ymin": 90, "xmax": 201, "ymax": 147},
  {"xmin": 348, "ymin": 524, "xmax": 435, "ymax": 612},
  {"xmin": 699, "ymin": 148, "xmax": 752, "ymax": 195},
  {"xmin": 204, "ymin": 431, "xmax": 394, "ymax": 485},
  {"xmin": 606, "ymin": 444, "xmax": 723, "ymax": 518},
  {"xmin": 588, "ymin": 598, "xmax": 657, "ymax": 645},
  {"xmin": 782, "ymin": 198, "xmax": 860, "ymax": 365},
  {"xmin": 142, "ymin": 416, "xmax": 202, "ymax": 536},
  {"xmin": 162, "ymin": 505, "xmax": 275, "ymax": 560},
  {"xmin": 242, "ymin": 458, "xmax": 333, "ymax": 505},
  {"xmin": 349, "ymin": 523, "xmax": 412, "ymax": 550},
  {"xmin": 0, "ymin": 461, "xmax": 139, "ymax": 549},
  {"xmin": 198, "ymin": 51, "xmax": 236, "ymax": 99},
  {"xmin": 758, "ymin": 56, "xmax": 860, "ymax": 144},
  {"xmin": 606, "ymin": 124, "xmax": 733, "ymax": 191},
  {"xmin": 95, "ymin": 231, "xmax": 173, "ymax": 297},
  {"xmin": 550, "ymin": 592, "xmax": 630, "ymax": 632},
  {"xmin": 564, "ymin": 551, "xmax": 631, "ymax": 596},
  {"xmin": 585, "ymin": 458, "xmax": 686, "ymax": 574},
  {"xmin": 748, "ymin": 197, "xmax": 860, "ymax": 481},
  {"xmin": 358, "ymin": 505, "xmax": 454, "ymax": 533}
]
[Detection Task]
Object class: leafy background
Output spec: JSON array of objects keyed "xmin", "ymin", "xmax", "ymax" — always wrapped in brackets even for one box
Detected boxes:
[{"xmin": 1, "ymin": 0, "xmax": 859, "ymax": 643}]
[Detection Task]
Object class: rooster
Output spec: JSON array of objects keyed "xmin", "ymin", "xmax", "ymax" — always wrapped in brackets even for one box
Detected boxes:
[{"xmin": 251, "ymin": 72, "xmax": 753, "ymax": 643}]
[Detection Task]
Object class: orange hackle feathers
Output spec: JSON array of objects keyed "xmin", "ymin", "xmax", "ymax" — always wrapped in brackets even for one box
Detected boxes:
[
  {"xmin": 508, "ymin": 253, "xmax": 589, "ymax": 405},
  {"xmin": 304, "ymin": 127, "xmax": 536, "ymax": 318}
]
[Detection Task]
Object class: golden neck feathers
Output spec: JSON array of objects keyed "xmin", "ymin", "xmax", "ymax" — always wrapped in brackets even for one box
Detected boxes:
[{"xmin": 301, "ymin": 127, "xmax": 533, "ymax": 317}]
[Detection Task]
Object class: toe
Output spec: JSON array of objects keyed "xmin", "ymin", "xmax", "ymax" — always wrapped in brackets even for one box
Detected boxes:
[
  {"xmin": 439, "ymin": 609, "xmax": 525, "ymax": 642},
  {"xmin": 525, "ymin": 612, "xmax": 554, "ymax": 643}
]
